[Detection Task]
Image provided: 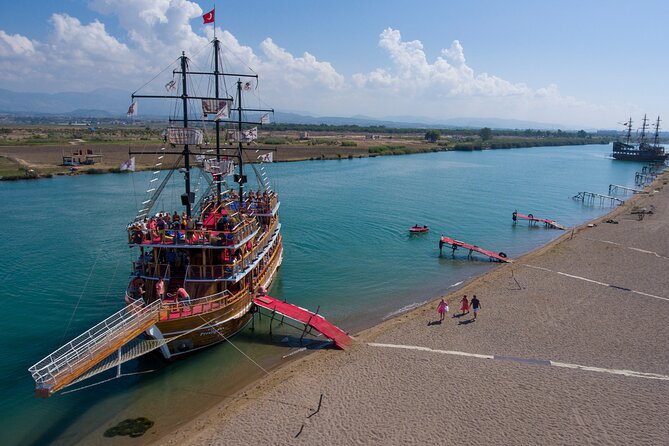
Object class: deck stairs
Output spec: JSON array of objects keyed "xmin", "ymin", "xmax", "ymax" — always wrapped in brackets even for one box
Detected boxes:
[{"xmin": 29, "ymin": 301, "xmax": 161, "ymax": 397}]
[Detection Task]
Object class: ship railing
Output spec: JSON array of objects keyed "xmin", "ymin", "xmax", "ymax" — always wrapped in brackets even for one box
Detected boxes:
[
  {"xmin": 28, "ymin": 300, "xmax": 161, "ymax": 389},
  {"xmin": 241, "ymin": 194, "xmax": 279, "ymax": 216},
  {"xmin": 226, "ymin": 223, "xmax": 281, "ymax": 280},
  {"xmin": 186, "ymin": 264, "xmax": 228, "ymax": 280},
  {"xmin": 157, "ymin": 287, "xmax": 247, "ymax": 316},
  {"xmin": 132, "ymin": 262, "xmax": 171, "ymax": 279},
  {"xmin": 126, "ymin": 218, "xmax": 258, "ymax": 248},
  {"xmin": 226, "ymin": 219, "xmax": 279, "ymax": 276},
  {"xmin": 254, "ymin": 236, "xmax": 282, "ymax": 286}
]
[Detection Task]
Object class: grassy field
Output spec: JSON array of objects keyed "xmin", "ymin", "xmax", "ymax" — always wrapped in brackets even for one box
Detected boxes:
[{"xmin": 0, "ymin": 125, "xmax": 611, "ymax": 180}]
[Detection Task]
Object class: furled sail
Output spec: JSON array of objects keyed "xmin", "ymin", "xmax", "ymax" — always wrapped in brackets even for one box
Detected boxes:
[{"xmin": 167, "ymin": 128, "xmax": 204, "ymax": 145}]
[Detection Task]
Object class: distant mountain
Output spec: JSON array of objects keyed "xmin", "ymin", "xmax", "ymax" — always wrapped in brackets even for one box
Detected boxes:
[
  {"xmin": 0, "ymin": 87, "xmax": 581, "ymax": 130},
  {"xmin": 0, "ymin": 87, "xmax": 170, "ymax": 117},
  {"xmin": 384, "ymin": 115, "xmax": 569, "ymax": 130}
]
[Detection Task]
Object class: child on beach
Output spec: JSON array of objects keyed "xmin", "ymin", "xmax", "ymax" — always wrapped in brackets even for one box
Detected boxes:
[
  {"xmin": 437, "ymin": 299, "xmax": 449, "ymax": 321},
  {"xmin": 460, "ymin": 295, "xmax": 469, "ymax": 315},
  {"xmin": 471, "ymin": 295, "xmax": 481, "ymax": 320}
]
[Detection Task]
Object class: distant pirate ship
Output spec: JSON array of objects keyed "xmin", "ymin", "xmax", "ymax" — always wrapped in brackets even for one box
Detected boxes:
[{"xmin": 612, "ymin": 115, "xmax": 667, "ymax": 162}]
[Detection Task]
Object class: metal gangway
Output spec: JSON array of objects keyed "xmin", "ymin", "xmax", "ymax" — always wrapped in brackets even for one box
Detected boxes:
[
  {"xmin": 635, "ymin": 172, "xmax": 657, "ymax": 187},
  {"xmin": 608, "ymin": 184, "xmax": 644, "ymax": 196},
  {"xmin": 572, "ymin": 192, "xmax": 624, "ymax": 207},
  {"xmin": 28, "ymin": 301, "xmax": 161, "ymax": 397}
]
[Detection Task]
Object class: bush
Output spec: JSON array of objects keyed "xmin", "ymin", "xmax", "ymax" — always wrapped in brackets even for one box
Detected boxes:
[
  {"xmin": 258, "ymin": 136, "xmax": 289, "ymax": 145},
  {"xmin": 340, "ymin": 140, "xmax": 357, "ymax": 147}
]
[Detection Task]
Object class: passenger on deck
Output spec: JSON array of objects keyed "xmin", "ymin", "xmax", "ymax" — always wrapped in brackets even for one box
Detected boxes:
[
  {"xmin": 156, "ymin": 278, "xmax": 165, "ymax": 300},
  {"xmin": 168, "ymin": 287, "xmax": 191, "ymax": 307}
]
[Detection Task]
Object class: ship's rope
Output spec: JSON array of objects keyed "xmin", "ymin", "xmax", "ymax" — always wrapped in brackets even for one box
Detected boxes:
[
  {"xmin": 131, "ymin": 57, "xmax": 180, "ymax": 96},
  {"xmin": 59, "ymin": 248, "xmax": 104, "ymax": 343},
  {"xmin": 196, "ymin": 313, "xmax": 270, "ymax": 375}
]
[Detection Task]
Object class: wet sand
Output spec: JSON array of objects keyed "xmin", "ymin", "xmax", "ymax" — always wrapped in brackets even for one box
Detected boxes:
[{"xmin": 156, "ymin": 172, "xmax": 669, "ymax": 445}]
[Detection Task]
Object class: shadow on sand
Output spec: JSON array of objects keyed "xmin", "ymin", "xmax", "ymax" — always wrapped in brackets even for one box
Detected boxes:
[{"xmin": 458, "ymin": 319, "xmax": 475, "ymax": 326}]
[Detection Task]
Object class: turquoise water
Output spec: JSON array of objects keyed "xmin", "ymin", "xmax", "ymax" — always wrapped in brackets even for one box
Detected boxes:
[{"xmin": 0, "ymin": 144, "xmax": 647, "ymax": 444}]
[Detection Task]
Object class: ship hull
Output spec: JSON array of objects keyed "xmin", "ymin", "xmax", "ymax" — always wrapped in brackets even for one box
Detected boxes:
[
  {"xmin": 147, "ymin": 239, "xmax": 284, "ymax": 359},
  {"xmin": 612, "ymin": 141, "xmax": 668, "ymax": 162}
]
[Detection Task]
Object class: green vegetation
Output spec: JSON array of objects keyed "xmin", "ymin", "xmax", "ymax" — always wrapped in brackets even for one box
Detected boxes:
[
  {"xmin": 257, "ymin": 136, "xmax": 290, "ymax": 144},
  {"xmin": 424, "ymin": 129, "xmax": 440, "ymax": 143},
  {"xmin": 0, "ymin": 156, "xmax": 39, "ymax": 180},
  {"xmin": 340, "ymin": 140, "xmax": 357, "ymax": 147},
  {"xmin": 0, "ymin": 126, "xmax": 163, "ymax": 146},
  {"xmin": 479, "ymin": 127, "xmax": 492, "ymax": 141}
]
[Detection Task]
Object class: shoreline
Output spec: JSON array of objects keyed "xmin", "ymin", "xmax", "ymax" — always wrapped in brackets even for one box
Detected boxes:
[
  {"xmin": 0, "ymin": 140, "xmax": 607, "ymax": 181},
  {"xmin": 146, "ymin": 172, "xmax": 668, "ymax": 444}
]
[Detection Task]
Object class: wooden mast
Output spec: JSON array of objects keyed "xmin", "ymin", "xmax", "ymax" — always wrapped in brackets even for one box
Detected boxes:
[{"xmin": 180, "ymin": 52, "xmax": 193, "ymax": 217}]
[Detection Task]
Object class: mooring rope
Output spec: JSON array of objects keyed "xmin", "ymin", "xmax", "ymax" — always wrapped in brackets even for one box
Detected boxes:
[
  {"xmin": 196, "ymin": 313, "xmax": 270, "ymax": 375},
  {"xmin": 60, "ymin": 248, "xmax": 103, "ymax": 343}
]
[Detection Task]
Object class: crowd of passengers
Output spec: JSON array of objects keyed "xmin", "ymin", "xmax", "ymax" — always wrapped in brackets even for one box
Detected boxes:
[{"xmin": 128, "ymin": 189, "xmax": 276, "ymax": 244}]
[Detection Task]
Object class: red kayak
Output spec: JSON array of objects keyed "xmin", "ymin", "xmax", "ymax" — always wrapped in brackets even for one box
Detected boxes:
[{"xmin": 409, "ymin": 225, "xmax": 429, "ymax": 233}]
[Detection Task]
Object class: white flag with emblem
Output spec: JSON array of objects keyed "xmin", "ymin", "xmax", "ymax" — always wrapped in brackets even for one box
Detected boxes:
[
  {"xmin": 258, "ymin": 152, "xmax": 273, "ymax": 163},
  {"xmin": 126, "ymin": 101, "xmax": 137, "ymax": 117},
  {"xmin": 120, "ymin": 157, "xmax": 136, "ymax": 171}
]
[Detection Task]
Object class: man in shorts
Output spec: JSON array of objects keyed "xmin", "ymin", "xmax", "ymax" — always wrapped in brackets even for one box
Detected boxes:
[{"xmin": 471, "ymin": 295, "xmax": 481, "ymax": 320}]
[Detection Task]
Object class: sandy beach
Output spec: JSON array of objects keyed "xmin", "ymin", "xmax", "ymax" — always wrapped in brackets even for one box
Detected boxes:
[{"xmin": 151, "ymin": 171, "xmax": 669, "ymax": 445}]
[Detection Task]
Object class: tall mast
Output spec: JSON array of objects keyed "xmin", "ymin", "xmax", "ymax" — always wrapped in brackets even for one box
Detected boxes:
[
  {"xmin": 180, "ymin": 52, "xmax": 193, "ymax": 217},
  {"xmin": 213, "ymin": 38, "xmax": 222, "ymax": 199},
  {"xmin": 236, "ymin": 79, "xmax": 245, "ymax": 204},
  {"xmin": 625, "ymin": 117, "xmax": 633, "ymax": 144},
  {"xmin": 653, "ymin": 116, "xmax": 661, "ymax": 146},
  {"xmin": 639, "ymin": 114, "xmax": 648, "ymax": 145}
]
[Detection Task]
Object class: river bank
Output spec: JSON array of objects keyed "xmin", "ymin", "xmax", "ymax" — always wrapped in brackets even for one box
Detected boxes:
[
  {"xmin": 152, "ymin": 172, "xmax": 669, "ymax": 445},
  {"xmin": 0, "ymin": 137, "xmax": 607, "ymax": 180}
]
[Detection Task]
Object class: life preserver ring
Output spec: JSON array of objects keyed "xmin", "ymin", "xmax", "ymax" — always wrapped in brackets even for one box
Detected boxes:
[{"xmin": 498, "ymin": 252, "xmax": 507, "ymax": 258}]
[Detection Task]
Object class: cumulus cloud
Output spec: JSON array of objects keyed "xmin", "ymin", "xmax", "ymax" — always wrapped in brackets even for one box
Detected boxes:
[
  {"xmin": 0, "ymin": 0, "xmax": 345, "ymax": 101},
  {"xmin": 348, "ymin": 28, "xmax": 620, "ymax": 125},
  {"xmin": 354, "ymin": 28, "xmax": 528, "ymax": 98},
  {"xmin": 0, "ymin": 30, "xmax": 36, "ymax": 57},
  {"xmin": 0, "ymin": 5, "xmax": 619, "ymax": 126}
]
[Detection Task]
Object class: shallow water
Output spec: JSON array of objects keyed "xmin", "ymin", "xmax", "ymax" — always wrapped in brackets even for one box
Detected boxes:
[{"xmin": 0, "ymin": 144, "xmax": 648, "ymax": 444}]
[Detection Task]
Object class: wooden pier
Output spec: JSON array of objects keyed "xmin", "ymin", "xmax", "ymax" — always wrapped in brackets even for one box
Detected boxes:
[
  {"xmin": 572, "ymin": 192, "xmax": 624, "ymax": 206},
  {"xmin": 439, "ymin": 236, "xmax": 511, "ymax": 263},
  {"xmin": 512, "ymin": 211, "xmax": 566, "ymax": 230}
]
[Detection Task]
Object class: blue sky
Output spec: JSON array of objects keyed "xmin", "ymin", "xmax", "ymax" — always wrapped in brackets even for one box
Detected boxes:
[{"xmin": 1, "ymin": 0, "xmax": 667, "ymax": 128}]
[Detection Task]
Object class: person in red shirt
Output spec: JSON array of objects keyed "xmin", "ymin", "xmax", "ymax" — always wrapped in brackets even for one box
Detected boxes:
[{"xmin": 460, "ymin": 295, "xmax": 469, "ymax": 316}]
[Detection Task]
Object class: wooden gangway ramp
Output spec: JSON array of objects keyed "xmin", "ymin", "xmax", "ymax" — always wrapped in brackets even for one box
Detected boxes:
[
  {"xmin": 253, "ymin": 295, "xmax": 352, "ymax": 349},
  {"xmin": 512, "ymin": 211, "xmax": 566, "ymax": 230},
  {"xmin": 29, "ymin": 301, "xmax": 160, "ymax": 398},
  {"xmin": 439, "ymin": 236, "xmax": 511, "ymax": 263}
]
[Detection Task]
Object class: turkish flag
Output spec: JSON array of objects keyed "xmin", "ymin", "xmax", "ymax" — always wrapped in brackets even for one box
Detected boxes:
[{"xmin": 203, "ymin": 9, "xmax": 215, "ymax": 24}]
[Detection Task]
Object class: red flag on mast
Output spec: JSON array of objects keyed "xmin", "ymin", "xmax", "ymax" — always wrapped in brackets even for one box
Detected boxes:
[{"xmin": 203, "ymin": 9, "xmax": 215, "ymax": 24}]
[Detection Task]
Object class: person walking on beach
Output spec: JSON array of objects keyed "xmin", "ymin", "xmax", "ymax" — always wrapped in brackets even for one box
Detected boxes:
[
  {"xmin": 437, "ymin": 299, "xmax": 449, "ymax": 322},
  {"xmin": 471, "ymin": 295, "xmax": 481, "ymax": 320},
  {"xmin": 460, "ymin": 295, "xmax": 469, "ymax": 316}
]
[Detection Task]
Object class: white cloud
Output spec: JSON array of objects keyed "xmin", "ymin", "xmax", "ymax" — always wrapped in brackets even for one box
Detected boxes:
[
  {"xmin": 0, "ymin": 30, "xmax": 36, "ymax": 57},
  {"xmin": 347, "ymin": 28, "xmax": 625, "ymax": 126},
  {"xmin": 354, "ymin": 28, "xmax": 528, "ymax": 98},
  {"xmin": 258, "ymin": 38, "xmax": 344, "ymax": 90},
  {"xmin": 0, "ymin": 5, "xmax": 626, "ymax": 127}
]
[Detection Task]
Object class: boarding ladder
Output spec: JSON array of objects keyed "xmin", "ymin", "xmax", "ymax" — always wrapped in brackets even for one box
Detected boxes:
[{"xmin": 28, "ymin": 300, "xmax": 161, "ymax": 398}]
